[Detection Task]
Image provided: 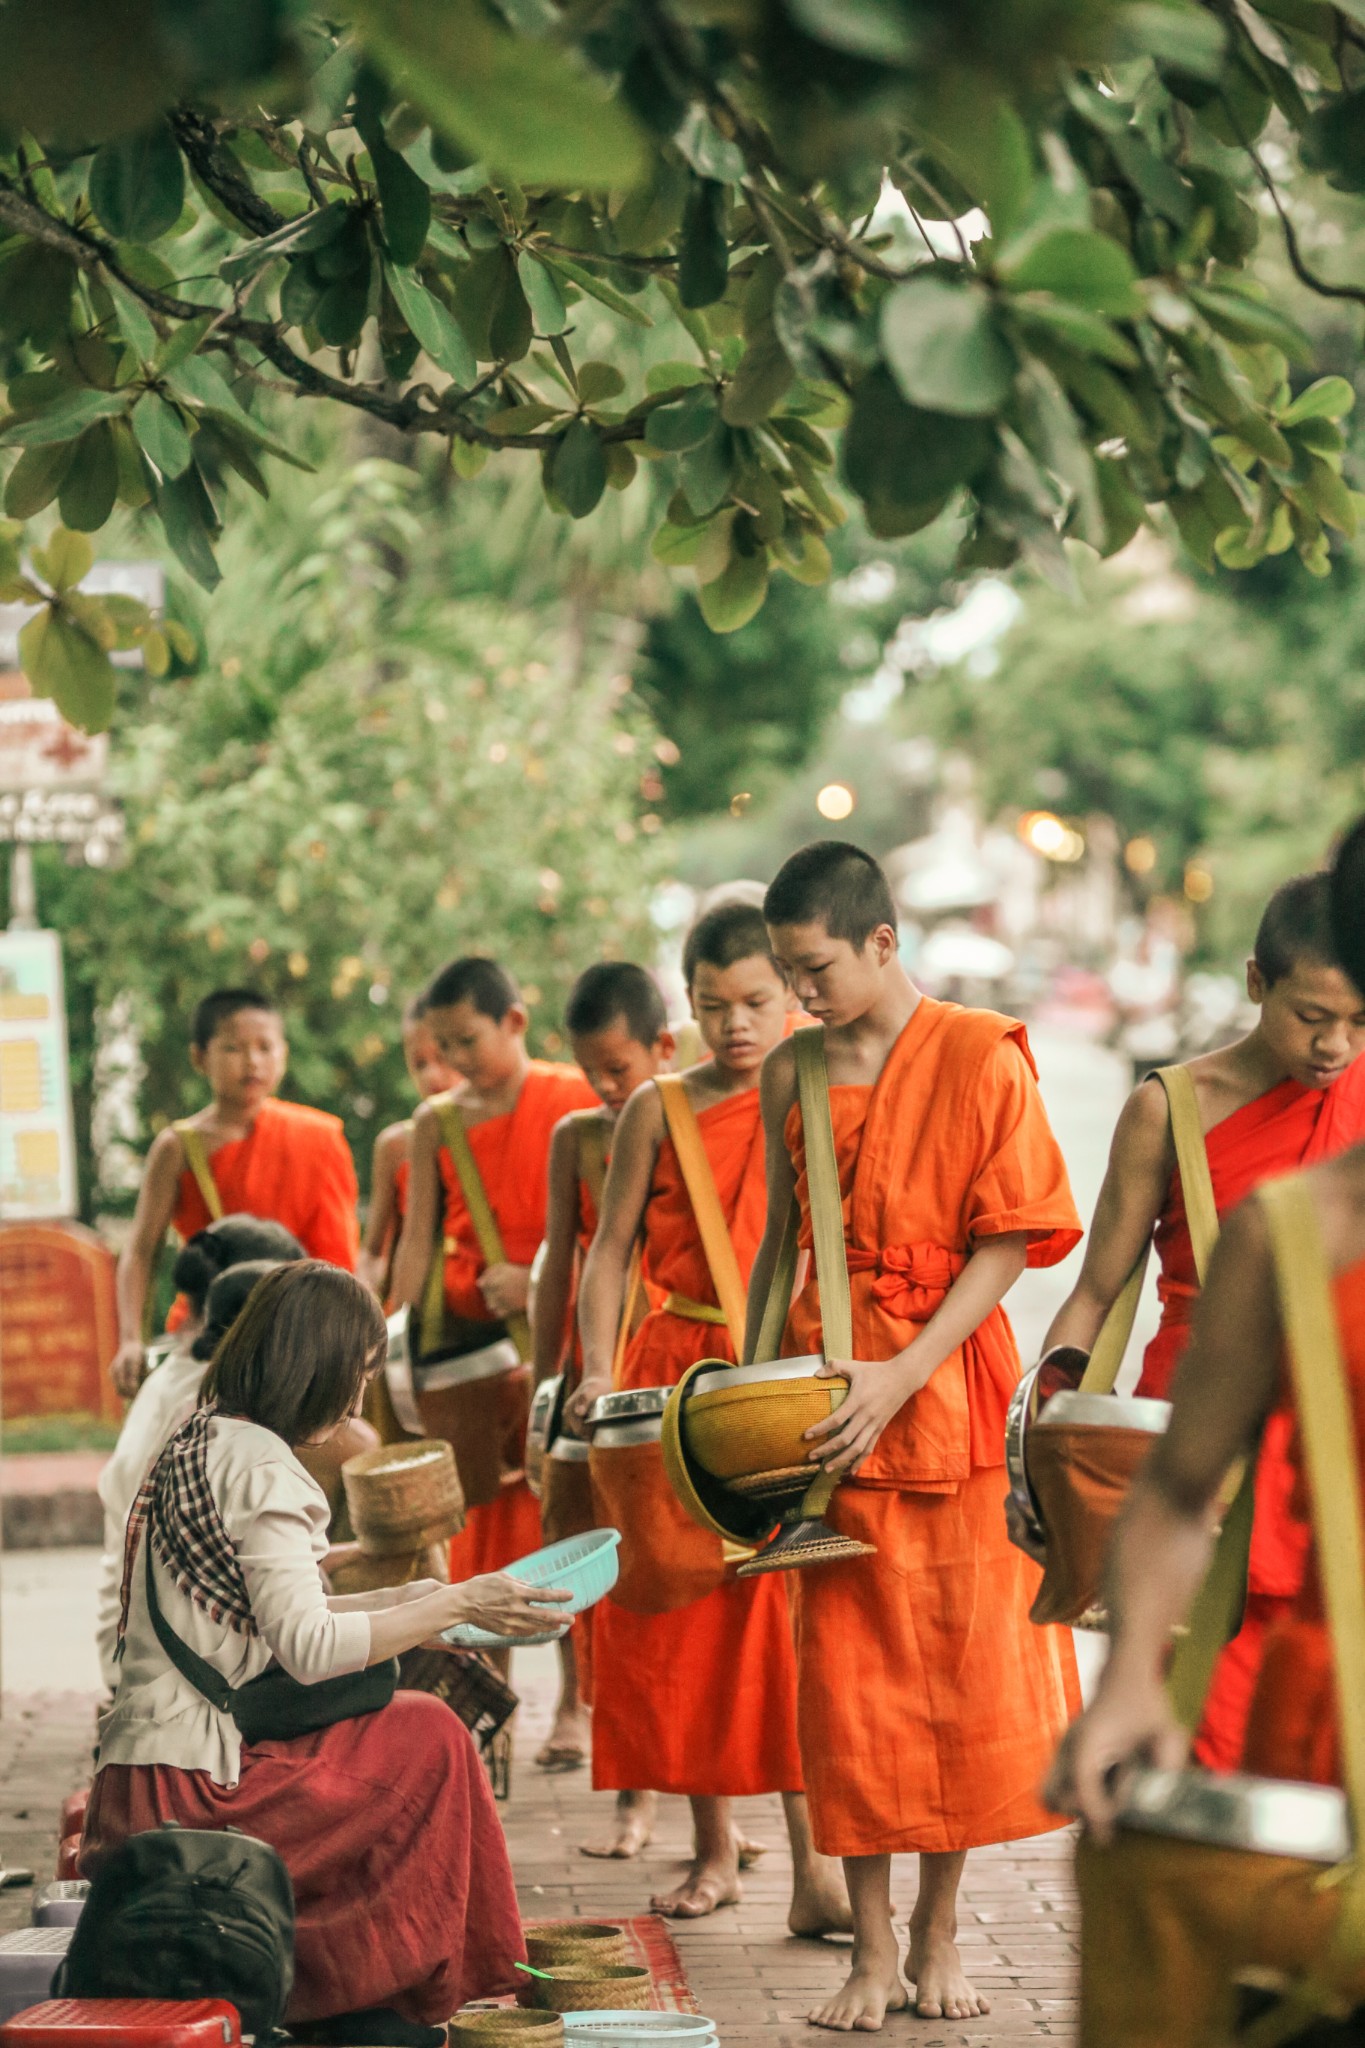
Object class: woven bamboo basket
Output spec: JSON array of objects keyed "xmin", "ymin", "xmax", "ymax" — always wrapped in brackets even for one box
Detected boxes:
[
  {"xmin": 524, "ymin": 1924, "xmax": 628, "ymax": 1973},
  {"xmin": 450, "ymin": 2010, "xmax": 565, "ymax": 2046},
  {"xmin": 519, "ymin": 1967, "xmax": 650, "ymax": 2015},
  {"xmin": 324, "ymin": 1537, "xmax": 449, "ymax": 1596},
  {"xmin": 342, "ymin": 1438, "xmax": 465, "ymax": 1556}
]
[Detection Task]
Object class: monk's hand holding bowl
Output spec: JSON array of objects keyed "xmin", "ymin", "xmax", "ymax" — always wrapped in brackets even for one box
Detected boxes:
[
  {"xmin": 1042, "ymin": 1677, "xmax": 1188, "ymax": 1845},
  {"xmin": 447, "ymin": 1571, "xmax": 574, "ymax": 1641},
  {"xmin": 564, "ymin": 1367, "xmax": 609, "ymax": 1437},
  {"xmin": 478, "ymin": 1261, "xmax": 531, "ymax": 1317},
  {"xmin": 805, "ymin": 1352, "xmax": 931, "ymax": 1476}
]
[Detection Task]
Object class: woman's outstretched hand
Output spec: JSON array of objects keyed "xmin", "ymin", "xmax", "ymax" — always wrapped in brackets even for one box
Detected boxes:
[{"xmin": 446, "ymin": 1572, "xmax": 573, "ymax": 1640}]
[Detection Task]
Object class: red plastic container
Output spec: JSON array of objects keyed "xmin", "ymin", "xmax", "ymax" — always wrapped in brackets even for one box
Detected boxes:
[
  {"xmin": 56, "ymin": 1795, "xmax": 88, "ymax": 1846},
  {"xmin": 52, "ymin": 1842, "xmax": 80, "ymax": 1884},
  {"xmin": 0, "ymin": 2001, "xmax": 241, "ymax": 2048}
]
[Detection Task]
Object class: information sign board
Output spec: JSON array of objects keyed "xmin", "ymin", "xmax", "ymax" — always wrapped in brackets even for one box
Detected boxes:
[
  {"xmin": 0, "ymin": 1221, "xmax": 120, "ymax": 1419},
  {"xmin": 0, "ymin": 930, "xmax": 77, "ymax": 1218}
]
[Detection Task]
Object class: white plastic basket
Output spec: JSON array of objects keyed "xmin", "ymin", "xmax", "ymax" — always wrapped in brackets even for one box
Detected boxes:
[{"xmin": 562, "ymin": 2018, "xmax": 717, "ymax": 2046}]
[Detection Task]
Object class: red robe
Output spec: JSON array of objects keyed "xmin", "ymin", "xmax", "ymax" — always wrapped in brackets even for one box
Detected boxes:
[
  {"xmin": 441, "ymin": 1063, "xmax": 598, "ymax": 1579},
  {"xmin": 1136, "ymin": 1061, "xmax": 1365, "ymax": 1770},
  {"xmin": 784, "ymin": 1001, "xmax": 1082, "ymax": 1857},
  {"xmin": 171, "ymin": 1098, "xmax": 359, "ymax": 1269},
  {"xmin": 591, "ymin": 1089, "xmax": 804, "ymax": 1798},
  {"xmin": 1242, "ymin": 1255, "xmax": 1365, "ymax": 1787}
]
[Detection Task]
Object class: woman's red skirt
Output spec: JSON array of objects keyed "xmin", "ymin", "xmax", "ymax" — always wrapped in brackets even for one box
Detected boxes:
[{"xmin": 81, "ymin": 1692, "xmax": 524, "ymax": 2025}]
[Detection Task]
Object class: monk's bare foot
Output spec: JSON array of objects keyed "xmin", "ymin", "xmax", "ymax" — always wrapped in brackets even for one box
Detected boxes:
[
  {"xmin": 535, "ymin": 1698, "xmax": 590, "ymax": 1770},
  {"xmin": 906, "ymin": 1922, "xmax": 989, "ymax": 2021},
  {"xmin": 651, "ymin": 1847, "xmax": 741, "ymax": 1919},
  {"xmin": 789, "ymin": 1857, "xmax": 854, "ymax": 1940},
  {"xmin": 580, "ymin": 1790, "xmax": 656, "ymax": 1859},
  {"xmin": 809, "ymin": 1939, "xmax": 907, "ymax": 2031},
  {"xmin": 735, "ymin": 1830, "xmax": 769, "ymax": 1870}
]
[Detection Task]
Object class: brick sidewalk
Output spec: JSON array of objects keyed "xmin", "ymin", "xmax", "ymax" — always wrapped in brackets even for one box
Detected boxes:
[{"xmin": 0, "ymin": 1676, "xmax": 1080, "ymax": 2044}]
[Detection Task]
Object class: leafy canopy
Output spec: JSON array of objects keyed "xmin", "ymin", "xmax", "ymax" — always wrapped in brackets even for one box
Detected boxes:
[{"xmin": 4, "ymin": 0, "xmax": 1365, "ymax": 727}]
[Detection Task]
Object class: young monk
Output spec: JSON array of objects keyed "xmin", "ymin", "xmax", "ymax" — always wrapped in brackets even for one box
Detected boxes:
[
  {"xmin": 1028, "ymin": 873, "xmax": 1365, "ymax": 1770},
  {"xmin": 570, "ymin": 904, "xmax": 849, "ymax": 1933},
  {"xmin": 111, "ymin": 988, "xmax": 360, "ymax": 1397},
  {"xmin": 530, "ymin": 962, "xmax": 675, "ymax": 1784},
  {"xmin": 357, "ymin": 997, "xmax": 458, "ymax": 1301},
  {"xmin": 750, "ymin": 840, "xmax": 1082, "ymax": 2029},
  {"xmin": 390, "ymin": 957, "xmax": 598, "ymax": 1582},
  {"xmin": 1045, "ymin": 822, "xmax": 1365, "ymax": 2048}
]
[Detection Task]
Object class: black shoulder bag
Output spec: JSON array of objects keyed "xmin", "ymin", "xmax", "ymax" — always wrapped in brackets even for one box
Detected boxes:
[{"xmin": 143, "ymin": 1539, "xmax": 398, "ymax": 1745}]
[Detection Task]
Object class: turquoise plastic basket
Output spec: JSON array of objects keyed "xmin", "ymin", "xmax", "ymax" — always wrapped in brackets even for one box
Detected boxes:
[{"xmin": 443, "ymin": 1528, "xmax": 622, "ymax": 1648}]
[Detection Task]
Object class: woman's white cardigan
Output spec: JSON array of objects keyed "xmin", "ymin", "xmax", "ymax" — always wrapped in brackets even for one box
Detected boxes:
[{"xmin": 98, "ymin": 1413, "xmax": 421, "ymax": 1788}]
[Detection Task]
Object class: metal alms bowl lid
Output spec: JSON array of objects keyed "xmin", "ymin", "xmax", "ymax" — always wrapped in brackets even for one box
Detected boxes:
[
  {"xmin": 1035, "ymin": 1388, "xmax": 1172, "ymax": 1434},
  {"xmin": 587, "ymin": 1386, "xmax": 673, "ymax": 1429},
  {"xmin": 528, "ymin": 1375, "xmax": 561, "ymax": 1453},
  {"xmin": 1118, "ymin": 1765, "xmax": 1351, "ymax": 1865},
  {"xmin": 548, "ymin": 1434, "xmax": 591, "ymax": 1462},
  {"xmin": 692, "ymin": 1355, "xmax": 829, "ymax": 1397}
]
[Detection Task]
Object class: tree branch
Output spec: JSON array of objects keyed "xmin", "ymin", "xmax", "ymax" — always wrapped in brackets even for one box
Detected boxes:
[
  {"xmin": 1244, "ymin": 137, "xmax": 1365, "ymax": 311},
  {"xmin": 168, "ymin": 110, "xmax": 288, "ymax": 238}
]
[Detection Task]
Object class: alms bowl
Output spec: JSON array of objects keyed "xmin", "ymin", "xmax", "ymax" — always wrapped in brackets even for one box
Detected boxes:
[{"xmin": 682, "ymin": 1355, "xmax": 850, "ymax": 1487}]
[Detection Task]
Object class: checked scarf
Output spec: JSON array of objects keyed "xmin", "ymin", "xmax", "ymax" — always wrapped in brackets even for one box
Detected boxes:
[{"xmin": 117, "ymin": 1404, "xmax": 258, "ymax": 1655}]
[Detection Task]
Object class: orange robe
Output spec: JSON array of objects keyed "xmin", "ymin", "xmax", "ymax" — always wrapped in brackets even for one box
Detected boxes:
[
  {"xmin": 1136, "ymin": 1061, "xmax": 1365, "ymax": 1772},
  {"xmin": 591, "ymin": 1090, "xmax": 804, "ymax": 1798},
  {"xmin": 442, "ymin": 1062, "xmax": 598, "ymax": 1580},
  {"xmin": 784, "ymin": 999, "xmax": 1083, "ymax": 1858},
  {"xmin": 1242, "ymin": 1255, "xmax": 1365, "ymax": 1787},
  {"xmin": 171, "ymin": 1097, "xmax": 360, "ymax": 1269}
]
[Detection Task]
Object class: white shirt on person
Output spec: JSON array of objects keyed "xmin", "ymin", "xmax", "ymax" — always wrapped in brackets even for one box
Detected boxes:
[{"xmin": 97, "ymin": 1412, "xmax": 382, "ymax": 1788}]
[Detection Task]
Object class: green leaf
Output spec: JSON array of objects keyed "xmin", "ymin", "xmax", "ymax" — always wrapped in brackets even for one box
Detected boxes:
[
  {"xmin": 4, "ymin": 440, "xmax": 76, "ymax": 517},
  {"xmin": 771, "ymin": 526, "xmax": 833, "ymax": 586},
  {"xmin": 88, "ymin": 123, "xmax": 185, "ymax": 242},
  {"xmin": 110, "ymin": 418, "xmax": 153, "ymax": 508},
  {"xmin": 30, "ymin": 528, "xmax": 93, "ymax": 594},
  {"xmin": 154, "ymin": 469, "xmax": 221, "ymax": 591},
  {"xmin": 722, "ymin": 330, "xmax": 795, "ymax": 426},
  {"xmin": 1302, "ymin": 452, "xmax": 1357, "ymax": 534},
  {"xmin": 907, "ymin": 78, "xmax": 1034, "ymax": 241},
  {"xmin": 484, "ymin": 402, "xmax": 565, "ymax": 434},
  {"xmin": 219, "ymin": 201, "xmax": 351, "ymax": 286},
  {"xmin": 1280, "ymin": 376, "xmax": 1356, "ymax": 425},
  {"xmin": 843, "ymin": 365, "xmax": 991, "ymax": 531},
  {"xmin": 1008, "ymin": 294, "xmax": 1140, "ymax": 368},
  {"xmin": 18, "ymin": 610, "xmax": 116, "ymax": 734},
  {"xmin": 881, "ymin": 275, "xmax": 1014, "ymax": 418},
  {"xmin": 651, "ymin": 520, "xmax": 707, "ymax": 566},
  {"xmin": 786, "ymin": 0, "xmax": 918, "ymax": 61},
  {"xmin": 679, "ymin": 179, "xmax": 729, "ymax": 310},
  {"xmin": 1189, "ymin": 285, "xmax": 1312, "ymax": 365},
  {"xmin": 131, "ymin": 391, "xmax": 193, "ymax": 479},
  {"xmin": 369, "ymin": 137, "xmax": 432, "ymax": 266},
  {"xmin": 0, "ymin": 388, "xmax": 126, "ymax": 447},
  {"xmin": 547, "ymin": 418, "xmax": 607, "ymax": 518},
  {"xmin": 576, "ymin": 361, "xmax": 625, "ymax": 406},
  {"xmin": 163, "ymin": 356, "xmax": 313, "ymax": 471},
  {"xmin": 999, "ymin": 230, "xmax": 1141, "ymax": 316},
  {"xmin": 645, "ymin": 390, "xmax": 718, "ymax": 452},
  {"xmin": 1115, "ymin": 3, "xmax": 1227, "ymax": 75},
  {"xmin": 316, "ymin": 265, "xmax": 374, "ymax": 348},
  {"xmin": 154, "ymin": 312, "xmax": 216, "ymax": 377},
  {"xmin": 646, "ymin": 361, "xmax": 708, "ymax": 394},
  {"xmin": 383, "ymin": 261, "xmax": 477, "ymax": 383},
  {"xmin": 57, "ymin": 421, "xmax": 119, "ymax": 532},
  {"xmin": 543, "ymin": 254, "xmax": 652, "ymax": 327},
  {"xmin": 1095, "ymin": 455, "xmax": 1146, "ymax": 557},
  {"xmin": 697, "ymin": 549, "xmax": 769, "ymax": 632},
  {"xmin": 351, "ymin": 0, "xmax": 647, "ymax": 188},
  {"xmin": 518, "ymin": 253, "xmax": 569, "ymax": 336},
  {"xmin": 106, "ymin": 279, "xmax": 159, "ymax": 364},
  {"xmin": 680, "ymin": 419, "xmax": 736, "ymax": 516}
]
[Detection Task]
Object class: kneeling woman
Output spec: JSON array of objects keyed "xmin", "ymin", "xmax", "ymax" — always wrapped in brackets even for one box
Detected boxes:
[{"xmin": 84, "ymin": 1261, "xmax": 567, "ymax": 2042}]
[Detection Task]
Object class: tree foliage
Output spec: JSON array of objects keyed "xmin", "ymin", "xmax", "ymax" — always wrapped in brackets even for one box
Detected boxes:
[
  {"xmin": 4, "ymin": 1, "xmax": 1365, "ymax": 726},
  {"xmin": 37, "ymin": 453, "xmax": 668, "ymax": 1212}
]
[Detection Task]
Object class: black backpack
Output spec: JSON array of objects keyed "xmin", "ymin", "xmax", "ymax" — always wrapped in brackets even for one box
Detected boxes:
[{"xmin": 54, "ymin": 1822, "xmax": 295, "ymax": 2041}]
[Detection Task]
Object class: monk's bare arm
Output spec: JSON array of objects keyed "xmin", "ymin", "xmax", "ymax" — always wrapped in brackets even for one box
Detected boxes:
[
  {"xmin": 745, "ymin": 1040, "xmax": 799, "ymax": 1365},
  {"xmin": 1041, "ymin": 1079, "xmax": 1174, "ymax": 1357},
  {"xmin": 807, "ymin": 1230, "xmax": 1030, "ymax": 1475},
  {"xmin": 389, "ymin": 1103, "xmax": 441, "ymax": 1307},
  {"xmin": 567, "ymin": 1084, "xmax": 661, "ymax": 1429},
  {"xmin": 531, "ymin": 1116, "xmax": 583, "ymax": 1385},
  {"xmin": 1046, "ymin": 1200, "xmax": 1280, "ymax": 1836},
  {"xmin": 357, "ymin": 1122, "xmax": 406, "ymax": 1296},
  {"xmin": 112, "ymin": 1127, "xmax": 185, "ymax": 1394}
]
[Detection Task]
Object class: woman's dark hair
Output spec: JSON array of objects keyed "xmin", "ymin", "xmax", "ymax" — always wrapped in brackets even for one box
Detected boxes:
[
  {"xmin": 191, "ymin": 1260, "xmax": 286, "ymax": 1361},
  {"xmin": 172, "ymin": 1214, "xmax": 306, "ymax": 1319},
  {"xmin": 1330, "ymin": 815, "xmax": 1365, "ymax": 996},
  {"xmin": 201, "ymin": 1262, "xmax": 387, "ymax": 1447}
]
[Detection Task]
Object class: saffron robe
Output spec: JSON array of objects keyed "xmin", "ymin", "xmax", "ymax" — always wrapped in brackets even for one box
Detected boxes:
[
  {"xmin": 1136, "ymin": 1060, "xmax": 1365, "ymax": 1772},
  {"xmin": 591, "ymin": 1089, "xmax": 804, "ymax": 1798},
  {"xmin": 1241, "ymin": 1255, "xmax": 1365, "ymax": 1788},
  {"xmin": 441, "ymin": 1063, "xmax": 598, "ymax": 1580},
  {"xmin": 170, "ymin": 1097, "xmax": 360, "ymax": 1271},
  {"xmin": 784, "ymin": 1000, "xmax": 1083, "ymax": 1857}
]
